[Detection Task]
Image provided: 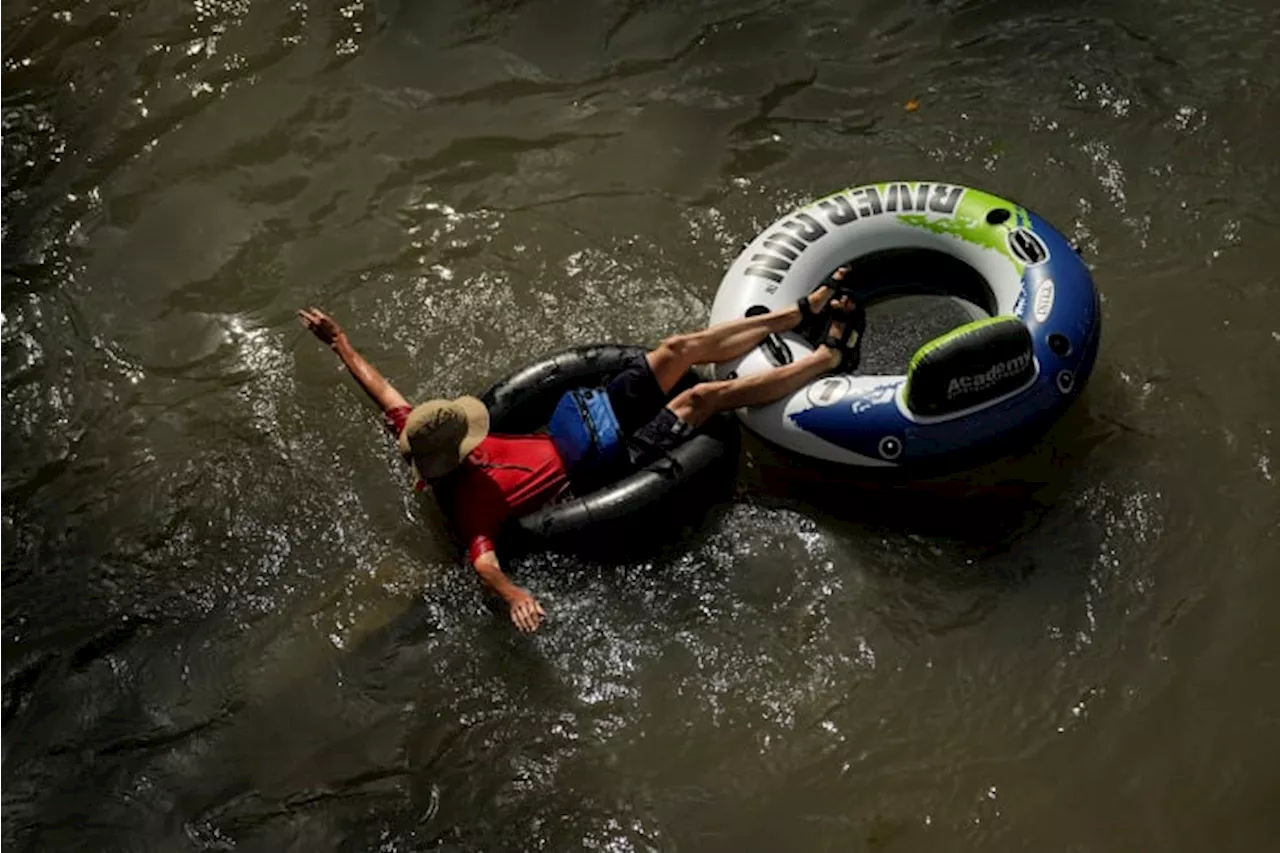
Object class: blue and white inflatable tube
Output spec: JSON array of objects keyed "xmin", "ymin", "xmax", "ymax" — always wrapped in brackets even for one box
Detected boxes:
[{"xmin": 710, "ymin": 181, "xmax": 1102, "ymax": 472}]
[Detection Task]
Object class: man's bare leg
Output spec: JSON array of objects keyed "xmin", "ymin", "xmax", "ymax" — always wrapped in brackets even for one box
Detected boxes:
[
  {"xmin": 646, "ymin": 269, "xmax": 849, "ymax": 393},
  {"xmin": 664, "ymin": 297, "xmax": 855, "ymax": 429}
]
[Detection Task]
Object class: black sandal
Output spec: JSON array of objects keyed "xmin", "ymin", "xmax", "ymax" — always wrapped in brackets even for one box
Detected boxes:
[
  {"xmin": 820, "ymin": 297, "xmax": 867, "ymax": 374},
  {"xmin": 795, "ymin": 266, "xmax": 853, "ymax": 344},
  {"xmin": 795, "ymin": 294, "xmax": 825, "ymax": 344}
]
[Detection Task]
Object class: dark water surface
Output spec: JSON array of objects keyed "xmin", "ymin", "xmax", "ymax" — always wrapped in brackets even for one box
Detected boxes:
[{"xmin": 4, "ymin": 0, "xmax": 1280, "ymax": 849}]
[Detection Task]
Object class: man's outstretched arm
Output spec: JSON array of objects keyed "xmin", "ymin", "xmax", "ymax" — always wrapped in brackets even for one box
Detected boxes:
[
  {"xmin": 298, "ymin": 308, "xmax": 410, "ymax": 413},
  {"xmin": 472, "ymin": 550, "xmax": 546, "ymax": 633}
]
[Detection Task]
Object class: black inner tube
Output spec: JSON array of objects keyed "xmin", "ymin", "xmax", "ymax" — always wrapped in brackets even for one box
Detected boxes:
[{"xmin": 480, "ymin": 345, "xmax": 739, "ymax": 541}]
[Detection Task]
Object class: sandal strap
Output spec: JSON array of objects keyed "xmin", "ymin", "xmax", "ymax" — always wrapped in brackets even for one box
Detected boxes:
[
  {"xmin": 796, "ymin": 296, "xmax": 816, "ymax": 321},
  {"xmin": 819, "ymin": 300, "xmax": 865, "ymax": 370}
]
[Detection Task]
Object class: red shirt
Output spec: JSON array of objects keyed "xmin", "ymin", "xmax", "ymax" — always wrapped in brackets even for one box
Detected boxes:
[{"xmin": 385, "ymin": 405, "xmax": 569, "ymax": 562}]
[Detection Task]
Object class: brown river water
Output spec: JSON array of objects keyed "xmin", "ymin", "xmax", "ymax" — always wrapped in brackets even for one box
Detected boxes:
[{"xmin": 3, "ymin": 0, "xmax": 1279, "ymax": 850}]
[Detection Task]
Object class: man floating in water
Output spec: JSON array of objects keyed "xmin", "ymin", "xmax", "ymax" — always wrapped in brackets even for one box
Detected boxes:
[{"xmin": 299, "ymin": 270, "xmax": 862, "ymax": 633}]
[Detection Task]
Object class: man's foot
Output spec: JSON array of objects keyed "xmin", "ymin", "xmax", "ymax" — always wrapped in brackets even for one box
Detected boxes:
[
  {"xmin": 794, "ymin": 265, "xmax": 851, "ymax": 341},
  {"xmin": 817, "ymin": 294, "xmax": 864, "ymax": 373}
]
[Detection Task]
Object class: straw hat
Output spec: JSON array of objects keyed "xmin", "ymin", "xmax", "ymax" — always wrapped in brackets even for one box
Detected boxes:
[{"xmin": 397, "ymin": 396, "xmax": 490, "ymax": 481}]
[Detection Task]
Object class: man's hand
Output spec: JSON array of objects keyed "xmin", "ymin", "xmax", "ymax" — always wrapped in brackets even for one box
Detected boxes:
[
  {"xmin": 473, "ymin": 552, "xmax": 546, "ymax": 634},
  {"xmin": 509, "ymin": 588, "xmax": 546, "ymax": 633},
  {"xmin": 296, "ymin": 307, "xmax": 410, "ymax": 411},
  {"xmin": 298, "ymin": 307, "xmax": 346, "ymax": 348}
]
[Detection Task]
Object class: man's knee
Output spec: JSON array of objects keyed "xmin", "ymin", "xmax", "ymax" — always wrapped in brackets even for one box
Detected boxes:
[
  {"xmin": 670, "ymin": 380, "xmax": 729, "ymax": 425},
  {"xmin": 657, "ymin": 332, "xmax": 698, "ymax": 361}
]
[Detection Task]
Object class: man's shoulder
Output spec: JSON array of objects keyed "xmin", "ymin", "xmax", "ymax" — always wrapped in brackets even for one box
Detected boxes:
[{"xmin": 384, "ymin": 404, "xmax": 414, "ymax": 438}]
